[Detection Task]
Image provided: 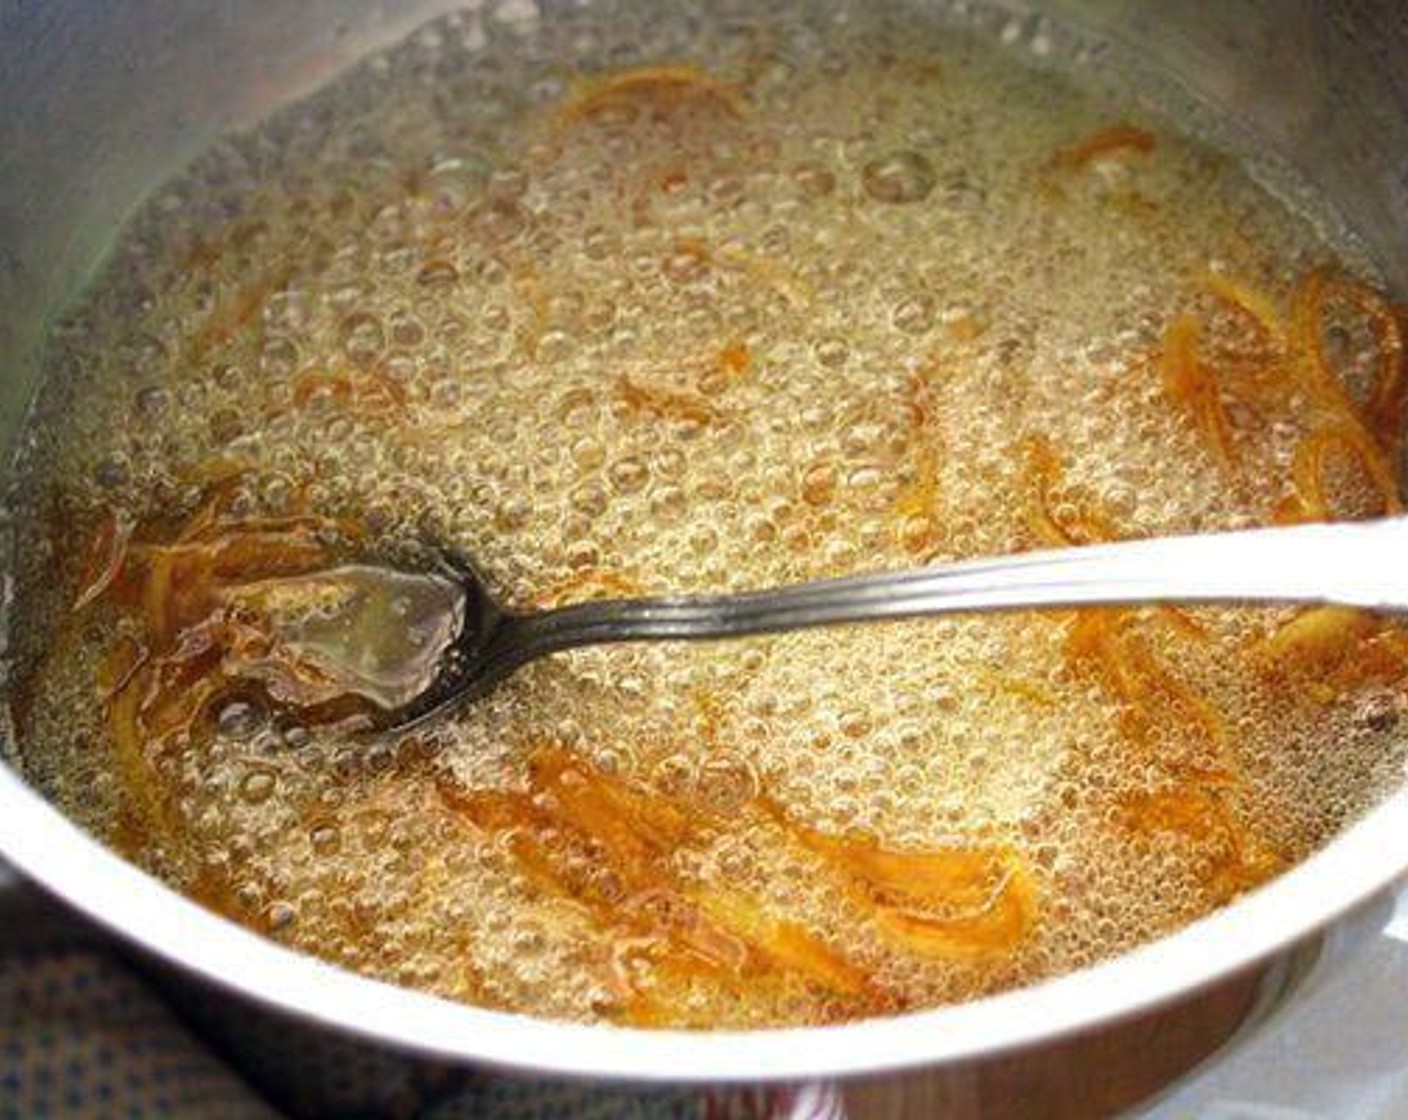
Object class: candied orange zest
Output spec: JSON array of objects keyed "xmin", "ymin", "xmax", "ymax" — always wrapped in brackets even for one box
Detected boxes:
[
  {"xmin": 1319, "ymin": 628, "xmax": 1408, "ymax": 695},
  {"xmin": 1049, "ymin": 123, "xmax": 1156, "ymax": 171},
  {"xmin": 692, "ymin": 888, "xmax": 872, "ymax": 995},
  {"xmin": 1065, "ymin": 609, "xmax": 1138, "ymax": 702},
  {"xmin": 173, "ymin": 476, "xmax": 246, "ymax": 543},
  {"xmin": 106, "ymin": 658, "xmax": 170, "ymax": 850},
  {"xmin": 616, "ymin": 375, "xmax": 717, "ymax": 426},
  {"xmin": 87, "ymin": 489, "xmax": 399, "ymax": 858},
  {"xmin": 292, "ymin": 369, "xmax": 408, "ymax": 416},
  {"xmin": 186, "ymin": 267, "xmax": 294, "ymax": 362},
  {"xmin": 557, "ymin": 65, "xmax": 747, "ymax": 126},
  {"xmin": 436, "ymin": 748, "xmax": 880, "ymax": 1013},
  {"xmin": 1287, "ymin": 270, "xmax": 1406, "ymax": 510},
  {"xmin": 1202, "ymin": 271, "xmax": 1285, "ymax": 348},
  {"xmin": 872, "ymin": 869, "xmax": 1036, "ymax": 959},
  {"xmin": 1255, "ymin": 606, "xmax": 1380, "ymax": 667},
  {"xmin": 1156, "ymin": 605, "xmax": 1211, "ymax": 642},
  {"xmin": 1121, "ymin": 630, "xmax": 1227, "ymax": 749},
  {"xmin": 1362, "ymin": 289, "xmax": 1406, "ymax": 449},
  {"xmin": 1065, "ymin": 608, "xmax": 1226, "ymax": 752},
  {"xmin": 95, "ymin": 635, "xmax": 146, "ymax": 701},
  {"xmin": 718, "ymin": 341, "xmax": 751, "ymax": 379},
  {"xmin": 1023, "ymin": 435, "xmax": 1119, "ymax": 547},
  {"xmin": 945, "ymin": 313, "xmax": 985, "ymax": 342},
  {"xmin": 1290, "ymin": 270, "xmax": 1344, "ymax": 406},
  {"xmin": 1288, "ymin": 423, "xmax": 1403, "ymax": 520},
  {"xmin": 183, "ymin": 458, "xmax": 255, "ymax": 488},
  {"xmin": 73, "ymin": 510, "xmax": 134, "ymax": 611},
  {"xmin": 1120, "ymin": 786, "xmax": 1284, "ymax": 902},
  {"xmin": 1161, "ymin": 314, "xmax": 1239, "ymax": 469},
  {"xmin": 1377, "ymin": 627, "xmax": 1408, "ymax": 664},
  {"xmin": 975, "ymin": 667, "xmax": 1058, "ymax": 707},
  {"xmin": 530, "ymin": 747, "xmax": 696, "ymax": 862},
  {"xmin": 1292, "ymin": 269, "xmax": 1407, "ymax": 455},
  {"xmin": 763, "ymin": 800, "xmax": 1036, "ymax": 959}
]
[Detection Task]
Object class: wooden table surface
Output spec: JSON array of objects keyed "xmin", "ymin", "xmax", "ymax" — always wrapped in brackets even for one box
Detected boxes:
[{"xmin": 843, "ymin": 965, "xmax": 1265, "ymax": 1119}]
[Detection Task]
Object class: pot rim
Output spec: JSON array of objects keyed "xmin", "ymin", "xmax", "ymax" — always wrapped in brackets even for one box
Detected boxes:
[{"xmin": 1, "ymin": 758, "xmax": 1403, "ymax": 1082}]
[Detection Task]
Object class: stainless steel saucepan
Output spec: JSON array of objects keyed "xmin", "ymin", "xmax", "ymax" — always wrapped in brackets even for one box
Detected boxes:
[{"xmin": 0, "ymin": 0, "xmax": 1404, "ymax": 1089}]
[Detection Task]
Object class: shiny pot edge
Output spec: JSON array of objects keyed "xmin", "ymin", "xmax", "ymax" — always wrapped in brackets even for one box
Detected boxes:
[{"xmin": 1, "ymin": 760, "xmax": 1404, "ymax": 1083}]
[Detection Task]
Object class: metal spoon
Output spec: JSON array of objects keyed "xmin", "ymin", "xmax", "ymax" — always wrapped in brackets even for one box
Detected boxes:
[{"xmin": 295, "ymin": 517, "xmax": 1408, "ymax": 733}]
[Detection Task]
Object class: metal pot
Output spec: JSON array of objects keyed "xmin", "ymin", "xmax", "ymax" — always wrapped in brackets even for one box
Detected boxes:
[{"xmin": 0, "ymin": 0, "xmax": 1404, "ymax": 1088}]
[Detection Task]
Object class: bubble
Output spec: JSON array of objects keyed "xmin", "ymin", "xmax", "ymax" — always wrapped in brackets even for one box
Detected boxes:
[
  {"xmin": 490, "ymin": 166, "xmax": 531, "ymax": 199},
  {"xmin": 537, "ymin": 329, "xmax": 576, "ymax": 362},
  {"xmin": 571, "ymin": 483, "xmax": 607, "ymax": 517},
  {"xmin": 800, "ymin": 462, "xmax": 838, "ymax": 506},
  {"xmin": 267, "ymin": 900, "xmax": 298, "ymax": 930},
  {"xmin": 235, "ymin": 880, "xmax": 264, "ymax": 910},
  {"xmin": 417, "ymin": 259, "xmax": 460, "ymax": 286},
  {"xmin": 217, "ymin": 700, "xmax": 263, "ymax": 739},
  {"xmin": 839, "ymin": 710, "xmax": 873, "ymax": 738},
  {"xmin": 264, "ymin": 289, "xmax": 311, "ymax": 333},
  {"xmin": 898, "ymin": 513, "xmax": 938, "ymax": 553},
  {"xmin": 582, "ymin": 227, "xmax": 615, "ymax": 261},
  {"xmin": 892, "ymin": 294, "xmax": 935, "ymax": 334},
  {"xmin": 389, "ymin": 310, "xmax": 426, "ymax": 347},
  {"xmin": 209, "ymin": 408, "xmax": 244, "ymax": 442},
  {"xmin": 607, "ymin": 456, "xmax": 648, "ymax": 493},
  {"xmin": 814, "ymin": 337, "xmax": 850, "ymax": 368},
  {"xmin": 93, "ymin": 458, "xmax": 129, "ymax": 489},
  {"xmin": 566, "ymin": 540, "xmax": 599, "ymax": 567},
  {"xmin": 470, "ymin": 199, "xmax": 528, "ymax": 244},
  {"xmin": 649, "ymin": 485, "xmax": 688, "ymax": 521},
  {"xmin": 652, "ymin": 754, "xmax": 695, "ymax": 798},
  {"xmin": 793, "ymin": 162, "xmax": 836, "ymax": 197},
  {"xmin": 280, "ymin": 722, "xmax": 311, "ymax": 749},
  {"xmin": 340, "ymin": 311, "xmax": 385, "ymax": 363},
  {"xmin": 862, "ymin": 150, "xmax": 936, "ymax": 204},
  {"xmin": 311, "ymin": 823, "xmax": 342, "ymax": 855},
  {"xmin": 134, "ymin": 386, "xmax": 170, "ymax": 418},
  {"xmin": 699, "ymin": 757, "xmax": 758, "ymax": 810},
  {"xmin": 570, "ymin": 436, "xmax": 605, "ymax": 469},
  {"xmin": 662, "ymin": 244, "xmax": 709, "ymax": 283},
  {"xmin": 747, "ymin": 514, "xmax": 777, "ymax": 542},
  {"xmin": 239, "ymin": 770, "xmax": 277, "ymax": 804}
]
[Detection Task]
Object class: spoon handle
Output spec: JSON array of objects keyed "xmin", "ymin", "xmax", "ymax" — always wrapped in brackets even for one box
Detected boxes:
[{"xmin": 515, "ymin": 517, "xmax": 1408, "ymax": 653}]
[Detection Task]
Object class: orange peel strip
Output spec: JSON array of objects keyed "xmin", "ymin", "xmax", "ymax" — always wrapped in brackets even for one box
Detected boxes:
[
  {"xmin": 1202, "ymin": 271, "xmax": 1285, "ymax": 347},
  {"xmin": 1288, "ymin": 423, "xmax": 1403, "ymax": 520},
  {"xmin": 1255, "ymin": 605, "xmax": 1380, "ymax": 667},
  {"xmin": 763, "ymin": 800, "xmax": 1037, "ymax": 959},
  {"xmin": 617, "ymin": 375, "xmax": 717, "ymax": 426},
  {"xmin": 1120, "ymin": 786, "xmax": 1284, "ymax": 902},
  {"xmin": 438, "ymin": 748, "xmax": 878, "ymax": 1009},
  {"xmin": 1065, "ymin": 609, "xmax": 1227, "ymax": 753},
  {"xmin": 73, "ymin": 510, "xmax": 134, "ymax": 611},
  {"xmin": 1161, "ymin": 314, "xmax": 1239, "ymax": 469},
  {"xmin": 557, "ymin": 64, "xmax": 747, "ymax": 124},
  {"xmin": 1023, "ymin": 435, "xmax": 1119, "ymax": 547},
  {"xmin": 1290, "ymin": 269, "xmax": 1406, "ymax": 474},
  {"xmin": 1049, "ymin": 123, "xmax": 1156, "ymax": 171}
]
